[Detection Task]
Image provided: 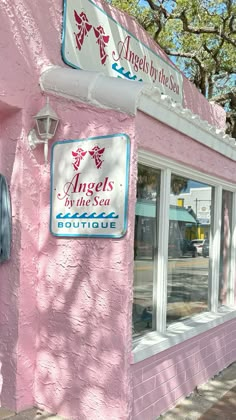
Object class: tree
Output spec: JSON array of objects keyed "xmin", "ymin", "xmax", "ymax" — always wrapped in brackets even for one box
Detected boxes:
[{"xmin": 106, "ymin": 0, "xmax": 236, "ymax": 137}]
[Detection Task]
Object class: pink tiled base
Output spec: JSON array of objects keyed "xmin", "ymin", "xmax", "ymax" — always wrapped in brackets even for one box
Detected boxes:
[{"xmin": 132, "ymin": 319, "xmax": 236, "ymax": 419}]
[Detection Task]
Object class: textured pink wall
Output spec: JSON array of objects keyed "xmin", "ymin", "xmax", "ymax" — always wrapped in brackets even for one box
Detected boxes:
[
  {"xmin": 0, "ymin": 0, "xmax": 71, "ymax": 412},
  {"xmin": 33, "ymin": 99, "xmax": 137, "ymax": 419},
  {"xmin": 0, "ymin": 107, "xmax": 44, "ymax": 412},
  {"xmin": 136, "ymin": 112, "xmax": 236, "ymax": 185},
  {"xmin": 0, "ymin": 111, "xmax": 21, "ymax": 410}
]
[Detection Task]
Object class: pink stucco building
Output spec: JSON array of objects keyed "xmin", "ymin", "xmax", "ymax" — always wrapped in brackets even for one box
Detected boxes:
[{"xmin": 1, "ymin": 1, "xmax": 236, "ymax": 419}]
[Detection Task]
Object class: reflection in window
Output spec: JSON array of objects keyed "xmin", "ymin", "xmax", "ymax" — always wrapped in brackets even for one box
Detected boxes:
[
  {"xmin": 167, "ymin": 175, "xmax": 213, "ymax": 325},
  {"xmin": 133, "ymin": 165, "xmax": 161, "ymax": 338},
  {"xmin": 219, "ymin": 190, "xmax": 233, "ymax": 305}
]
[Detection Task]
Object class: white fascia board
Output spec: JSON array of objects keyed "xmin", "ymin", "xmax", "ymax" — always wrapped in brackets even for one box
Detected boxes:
[{"xmin": 40, "ymin": 66, "xmax": 236, "ymax": 160}]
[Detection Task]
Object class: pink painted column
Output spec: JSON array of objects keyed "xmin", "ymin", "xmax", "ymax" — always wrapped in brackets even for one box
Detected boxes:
[
  {"xmin": 33, "ymin": 101, "xmax": 137, "ymax": 420},
  {"xmin": 0, "ymin": 107, "xmax": 40, "ymax": 410}
]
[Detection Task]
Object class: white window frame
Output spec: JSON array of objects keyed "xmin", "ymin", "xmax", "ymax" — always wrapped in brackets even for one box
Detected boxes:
[{"xmin": 133, "ymin": 150, "xmax": 236, "ymax": 363}]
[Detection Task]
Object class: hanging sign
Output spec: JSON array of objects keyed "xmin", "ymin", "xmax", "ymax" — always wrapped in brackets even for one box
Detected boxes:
[
  {"xmin": 62, "ymin": 0, "xmax": 183, "ymax": 103},
  {"xmin": 50, "ymin": 134, "xmax": 130, "ymax": 238}
]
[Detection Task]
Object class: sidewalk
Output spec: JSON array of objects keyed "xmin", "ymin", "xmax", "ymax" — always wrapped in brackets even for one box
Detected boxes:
[
  {"xmin": 0, "ymin": 408, "xmax": 67, "ymax": 420},
  {"xmin": 160, "ymin": 362, "xmax": 236, "ymax": 419},
  {"xmin": 199, "ymin": 385, "xmax": 236, "ymax": 419}
]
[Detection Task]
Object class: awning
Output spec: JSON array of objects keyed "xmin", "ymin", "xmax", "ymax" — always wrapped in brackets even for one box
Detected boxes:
[
  {"xmin": 135, "ymin": 200, "xmax": 156, "ymax": 218},
  {"xmin": 135, "ymin": 201, "xmax": 197, "ymax": 224},
  {"xmin": 169, "ymin": 206, "xmax": 197, "ymax": 223}
]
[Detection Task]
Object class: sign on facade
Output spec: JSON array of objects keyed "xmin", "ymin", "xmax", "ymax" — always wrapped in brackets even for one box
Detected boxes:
[
  {"xmin": 62, "ymin": 0, "xmax": 183, "ymax": 103},
  {"xmin": 50, "ymin": 134, "xmax": 130, "ymax": 237}
]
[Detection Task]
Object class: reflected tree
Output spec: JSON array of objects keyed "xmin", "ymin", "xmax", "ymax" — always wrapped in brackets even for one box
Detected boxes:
[{"xmin": 137, "ymin": 166, "xmax": 188, "ymax": 197}]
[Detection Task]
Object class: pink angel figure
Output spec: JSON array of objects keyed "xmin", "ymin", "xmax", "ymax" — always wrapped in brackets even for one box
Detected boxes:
[
  {"xmin": 74, "ymin": 10, "xmax": 92, "ymax": 50},
  {"xmin": 89, "ymin": 146, "xmax": 105, "ymax": 169},
  {"xmin": 93, "ymin": 26, "xmax": 110, "ymax": 65},
  {"xmin": 72, "ymin": 148, "xmax": 87, "ymax": 171}
]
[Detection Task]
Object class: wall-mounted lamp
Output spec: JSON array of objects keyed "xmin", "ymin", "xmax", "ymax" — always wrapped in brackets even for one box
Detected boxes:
[{"xmin": 28, "ymin": 97, "xmax": 59, "ymax": 164}]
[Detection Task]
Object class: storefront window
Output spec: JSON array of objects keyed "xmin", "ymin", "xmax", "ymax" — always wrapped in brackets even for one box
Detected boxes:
[
  {"xmin": 133, "ymin": 164, "xmax": 161, "ymax": 337},
  {"xmin": 167, "ymin": 175, "xmax": 213, "ymax": 325},
  {"xmin": 219, "ymin": 190, "xmax": 233, "ymax": 305},
  {"xmin": 133, "ymin": 159, "xmax": 236, "ymax": 342}
]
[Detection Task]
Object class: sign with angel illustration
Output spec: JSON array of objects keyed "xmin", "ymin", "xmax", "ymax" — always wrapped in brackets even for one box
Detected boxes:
[
  {"xmin": 74, "ymin": 10, "xmax": 93, "ymax": 50},
  {"xmin": 50, "ymin": 134, "xmax": 130, "ymax": 238},
  {"xmin": 62, "ymin": 0, "xmax": 183, "ymax": 103}
]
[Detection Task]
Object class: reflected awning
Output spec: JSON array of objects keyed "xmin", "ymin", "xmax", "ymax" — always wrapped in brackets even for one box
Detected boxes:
[
  {"xmin": 135, "ymin": 201, "xmax": 197, "ymax": 224},
  {"xmin": 169, "ymin": 206, "xmax": 197, "ymax": 223}
]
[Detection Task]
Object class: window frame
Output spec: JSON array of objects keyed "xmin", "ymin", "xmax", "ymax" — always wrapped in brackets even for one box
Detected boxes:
[{"xmin": 133, "ymin": 150, "xmax": 236, "ymax": 363}]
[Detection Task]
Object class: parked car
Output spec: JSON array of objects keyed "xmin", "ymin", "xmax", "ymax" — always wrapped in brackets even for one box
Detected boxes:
[
  {"xmin": 202, "ymin": 239, "xmax": 209, "ymax": 257},
  {"xmin": 181, "ymin": 239, "xmax": 197, "ymax": 257},
  {"xmin": 168, "ymin": 239, "xmax": 197, "ymax": 258},
  {"xmin": 190, "ymin": 239, "xmax": 205, "ymax": 256}
]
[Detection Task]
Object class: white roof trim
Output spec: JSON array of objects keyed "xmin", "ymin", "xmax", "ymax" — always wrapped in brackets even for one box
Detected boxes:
[{"xmin": 40, "ymin": 66, "xmax": 236, "ymax": 161}]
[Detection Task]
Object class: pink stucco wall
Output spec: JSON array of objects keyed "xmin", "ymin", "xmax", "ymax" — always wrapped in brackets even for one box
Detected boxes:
[
  {"xmin": 136, "ymin": 112, "xmax": 236, "ymax": 185},
  {"xmin": 34, "ymin": 100, "xmax": 136, "ymax": 419},
  {"xmin": 0, "ymin": 1, "xmax": 235, "ymax": 420}
]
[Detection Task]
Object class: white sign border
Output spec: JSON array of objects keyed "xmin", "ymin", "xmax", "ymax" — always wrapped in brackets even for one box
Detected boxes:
[{"xmin": 50, "ymin": 133, "xmax": 131, "ymax": 238}]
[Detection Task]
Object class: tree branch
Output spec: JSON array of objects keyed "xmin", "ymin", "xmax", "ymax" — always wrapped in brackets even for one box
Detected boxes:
[
  {"xmin": 144, "ymin": 1, "xmax": 236, "ymax": 46},
  {"xmin": 229, "ymin": 14, "xmax": 236, "ymax": 32},
  {"xmin": 177, "ymin": 10, "xmax": 236, "ymax": 47},
  {"xmin": 163, "ymin": 49, "xmax": 204, "ymax": 68},
  {"xmin": 144, "ymin": 0, "xmax": 170, "ymax": 18},
  {"xmin": 212, "ymin": 89, "xmax": 236, "ymax": 105}
]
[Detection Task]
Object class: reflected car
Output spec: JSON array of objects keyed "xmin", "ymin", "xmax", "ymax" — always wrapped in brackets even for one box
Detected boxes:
[
  {"xmin": 168, "ymin": 239, "xmax": 197, "ymax": 258},
  {"xmin": 181, "ymin": 239, "xmax": 197, "ymax": 257},
  {"xmin": 190, "ymin": 239, "xmax": 204, "ymax": 256},
  {"xmin": 202, "ymin": 239, "xmax": 209, "ymax": 257}
]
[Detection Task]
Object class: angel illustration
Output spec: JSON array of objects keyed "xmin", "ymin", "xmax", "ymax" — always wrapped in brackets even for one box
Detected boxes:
[
  {"xmin": 72, "ymin": 147, "xmax": 87, "ymax": 171},
  {"xmin": 74, "ymin": 10, "xmax": 92, "ymax": 50},
  {"xmin": 93, "ymin": 26, "xmax": 110, "ymax": 65},
  {"xmin": 89, "ymin": 146, "xmax": 105, "ymax": 169}
]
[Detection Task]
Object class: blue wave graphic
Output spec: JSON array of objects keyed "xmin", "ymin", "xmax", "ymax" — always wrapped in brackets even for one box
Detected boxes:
[
  {"xmin": 112, "ymin": 63, "xmax": 143, "ymax": 82},
  {"xmin": 56, "ymin": 212, "xmax": 119, "ymax": 219},
  {"xmin": 104, "ymin": 212, "xmax": 119, "ymax": 219}
]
